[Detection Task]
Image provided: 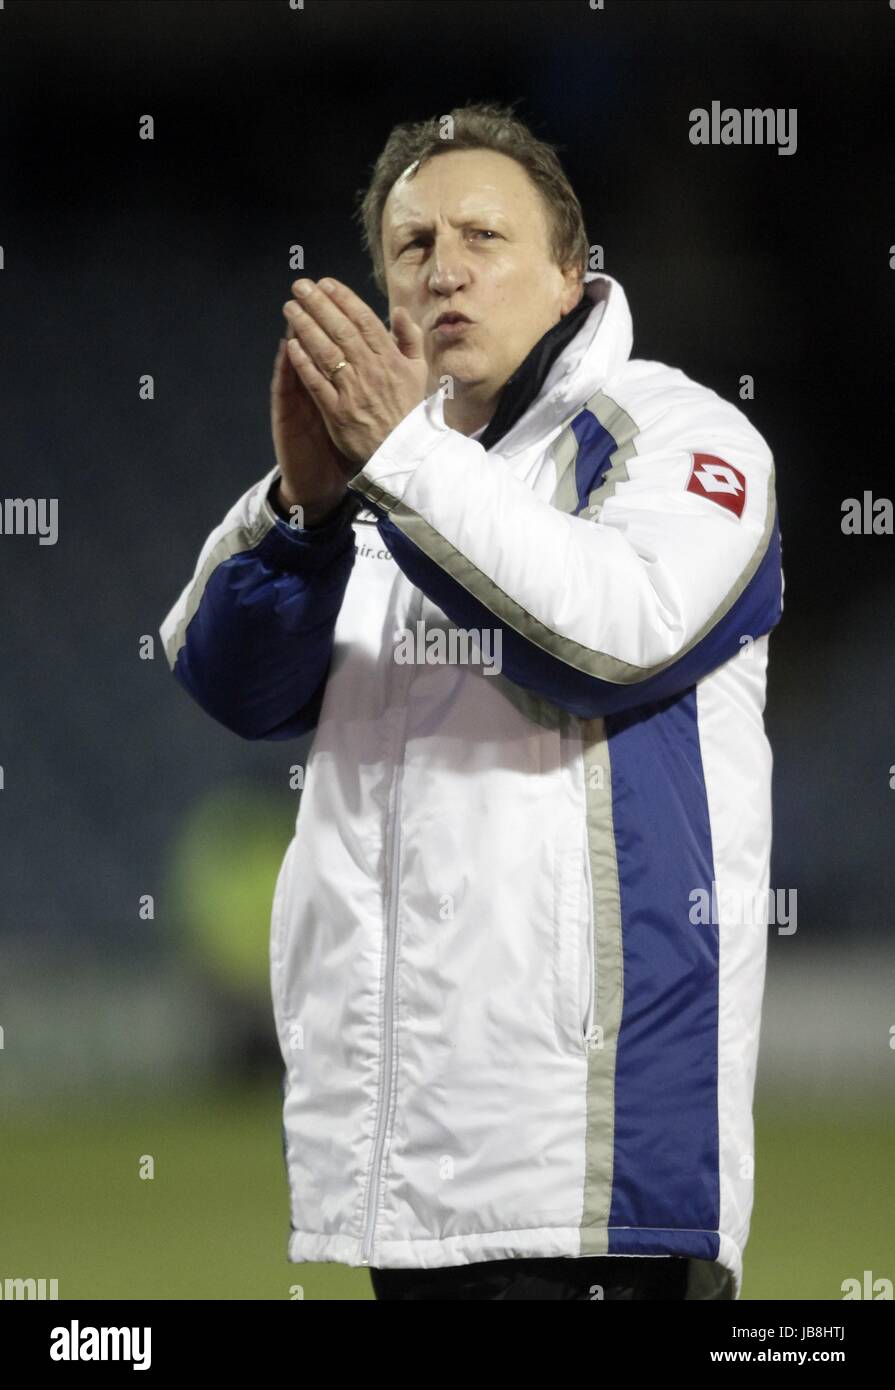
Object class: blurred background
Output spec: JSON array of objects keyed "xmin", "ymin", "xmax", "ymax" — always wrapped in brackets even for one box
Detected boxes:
[{"xmin": 0, "ymin": 0, "xmax": 892, "ymax": 1300}]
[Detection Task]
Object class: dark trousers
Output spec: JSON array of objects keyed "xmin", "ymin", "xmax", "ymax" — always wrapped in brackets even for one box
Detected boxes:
[{"xmin": 371, "ymin": 1253, "xmax": 733, "ymax": 1301}]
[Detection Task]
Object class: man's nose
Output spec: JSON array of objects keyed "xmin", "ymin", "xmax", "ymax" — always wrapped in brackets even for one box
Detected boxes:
[{"xmin": 428, "ymin": 249, "xmax": 468, "ymax": 294}]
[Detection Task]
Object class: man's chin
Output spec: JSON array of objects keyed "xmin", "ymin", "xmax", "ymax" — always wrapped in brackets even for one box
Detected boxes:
[{"xmin": 427, "ymin": 346, "xmax": 487, "ymax": 385}]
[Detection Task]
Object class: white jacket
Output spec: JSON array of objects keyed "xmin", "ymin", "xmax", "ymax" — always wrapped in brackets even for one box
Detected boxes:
[{"xmin": 160, "ymin": 272, "xmax": 783, "ymax": 1298}]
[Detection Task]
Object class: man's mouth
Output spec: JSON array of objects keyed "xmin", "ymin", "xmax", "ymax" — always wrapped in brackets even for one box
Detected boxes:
[{"xmin": 433, "ymin": 312, "xmax": 474, "ymax": 337}]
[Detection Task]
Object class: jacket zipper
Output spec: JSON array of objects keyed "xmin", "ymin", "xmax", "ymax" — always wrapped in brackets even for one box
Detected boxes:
[
  {"xmin": 583, "ymin": 913, "xmax": 599, "ymax": 1052},
  {"xmin": 360, "ymin": 755, "xmax": 404, "ymax": 1263},
  {"xmin": 360, "ymin": 591, "xmax": 421, "ymax": 1265},
  {"xmin": 580, "ymin": 791, "xmax": 600, "ymax": 1054}
]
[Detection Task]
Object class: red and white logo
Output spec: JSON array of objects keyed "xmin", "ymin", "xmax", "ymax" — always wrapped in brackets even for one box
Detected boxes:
[{"xmin": 685, "ymin": 453, "xmax": 746, "ymax": 518}]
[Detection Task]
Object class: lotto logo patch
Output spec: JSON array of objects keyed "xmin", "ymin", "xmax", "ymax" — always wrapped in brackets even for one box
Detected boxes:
[{"xmin": 685, "ymin": 453, "xmax": 747, "ymax": 518}]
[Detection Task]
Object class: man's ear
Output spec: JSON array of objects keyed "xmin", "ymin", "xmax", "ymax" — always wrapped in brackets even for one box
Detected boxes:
[{"xmin": 559, "ymin": 266, "xmax": 585, "ymax": 316}]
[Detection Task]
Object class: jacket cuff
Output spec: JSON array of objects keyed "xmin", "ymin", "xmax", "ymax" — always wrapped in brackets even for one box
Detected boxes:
[
  {"xmin": 256, "ymin": 478, "xmax": 360, "ymax": 572},
  {"xmin": 347, "ymin": 393, "xmax": 454, "ymax": 514}
]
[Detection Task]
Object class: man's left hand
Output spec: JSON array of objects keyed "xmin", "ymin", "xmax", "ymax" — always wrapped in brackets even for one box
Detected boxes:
[{"xmin": 283, "ymin": 278, "xmax": 429, "ymax": 468}]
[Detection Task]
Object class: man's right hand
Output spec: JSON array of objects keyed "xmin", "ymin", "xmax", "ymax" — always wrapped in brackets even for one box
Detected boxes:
[{"xmin": 270, "ymin": 325, "xmax": 358, "ymax": 527}]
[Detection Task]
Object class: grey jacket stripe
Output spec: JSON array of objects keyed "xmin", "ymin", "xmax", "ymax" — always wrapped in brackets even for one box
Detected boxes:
[
  {"xmin": 548, "ymin": 413, "xmax": 584, "ymax": 516},
  {"xmin": 579, "ymin": 718, "xmax": 624, "ymax": 1251},
  {"xmin": 578, "ymin": 389, "xmax": 639, "ymax": 519},
  {"xmin": 549, "ymin": 387, "xmax": 639, "ymax": 519},
  {"xmin": 161, "ymin": 506, "xmax": 276, "ymax": 670}
]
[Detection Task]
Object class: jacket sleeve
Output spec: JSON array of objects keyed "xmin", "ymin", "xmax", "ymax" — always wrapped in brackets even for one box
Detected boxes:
[
  {"xmin": 159, "ymin": 467, "xmax": 359, "ymax": 739},
  {"xmin": 346, "ymin": 388, "xmax": 783, "ymax": 719}
]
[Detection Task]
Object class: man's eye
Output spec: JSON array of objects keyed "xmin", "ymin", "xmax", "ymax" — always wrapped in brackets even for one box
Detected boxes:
[{"xmin": 401, "ymin": 229, "xmax": 499, "ymax": 253}]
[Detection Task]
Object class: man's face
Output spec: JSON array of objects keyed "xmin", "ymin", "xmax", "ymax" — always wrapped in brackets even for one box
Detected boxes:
[{"xmin": 381, "ymin": 148, "xmax": 583, "ymax": 402}]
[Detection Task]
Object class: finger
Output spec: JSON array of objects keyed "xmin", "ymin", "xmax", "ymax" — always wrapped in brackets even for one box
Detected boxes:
[
  {"xmin": 275, "ymin": 311, "xmax": 298, "ymax": 368},
  {"xmin": 390, "ymin": 304, "xmax": 426, "ymax": 361},
  {"xmin": 316, "ymin": 277, "xmax": 393, "ymax": 354},
  {"xmin": 285, "ymin": 335, "xmax": 341, "ymax": 414},
  {"xmin": 284, "ymin": 299, "xmax": 352, "ymax": 383},
  {"xmin": 291, "ymin": 277, "xmax": 387, "ymax": 357},
  {"xmin": 271, "ymin": 335, "xmax": 290, "ymax": 384},
  {"xmin": 272, "ymin": 335, "xmax": 300, "ymax": 395}
]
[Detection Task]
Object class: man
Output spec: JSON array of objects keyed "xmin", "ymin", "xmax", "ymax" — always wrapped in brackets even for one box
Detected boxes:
[{"xmin": 160, "ymin": 103, "xmax": 783, "ymax": 1301}]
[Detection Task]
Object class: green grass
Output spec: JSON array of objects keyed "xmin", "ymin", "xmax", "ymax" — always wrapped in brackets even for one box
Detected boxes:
[
  {"xmin": 747, "ymin": 1101, "xmax": 894, "ymax": 1300},
  {"xmin": 0, "ymin": 1085, "xmax": 889, "ymax": 1299},
  {"xmin": 0, "ymin": 1085, "xmax": 369, "ymax": 1300}
]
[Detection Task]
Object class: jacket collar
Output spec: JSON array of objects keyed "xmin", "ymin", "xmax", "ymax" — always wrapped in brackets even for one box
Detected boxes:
[
  {"xmin": 470, "ymin": 271, "xmax": 634, "ymax": 458},
  {"xmin": 478, "ymin": 290, "xmax": 592, "ymax": 451}
]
